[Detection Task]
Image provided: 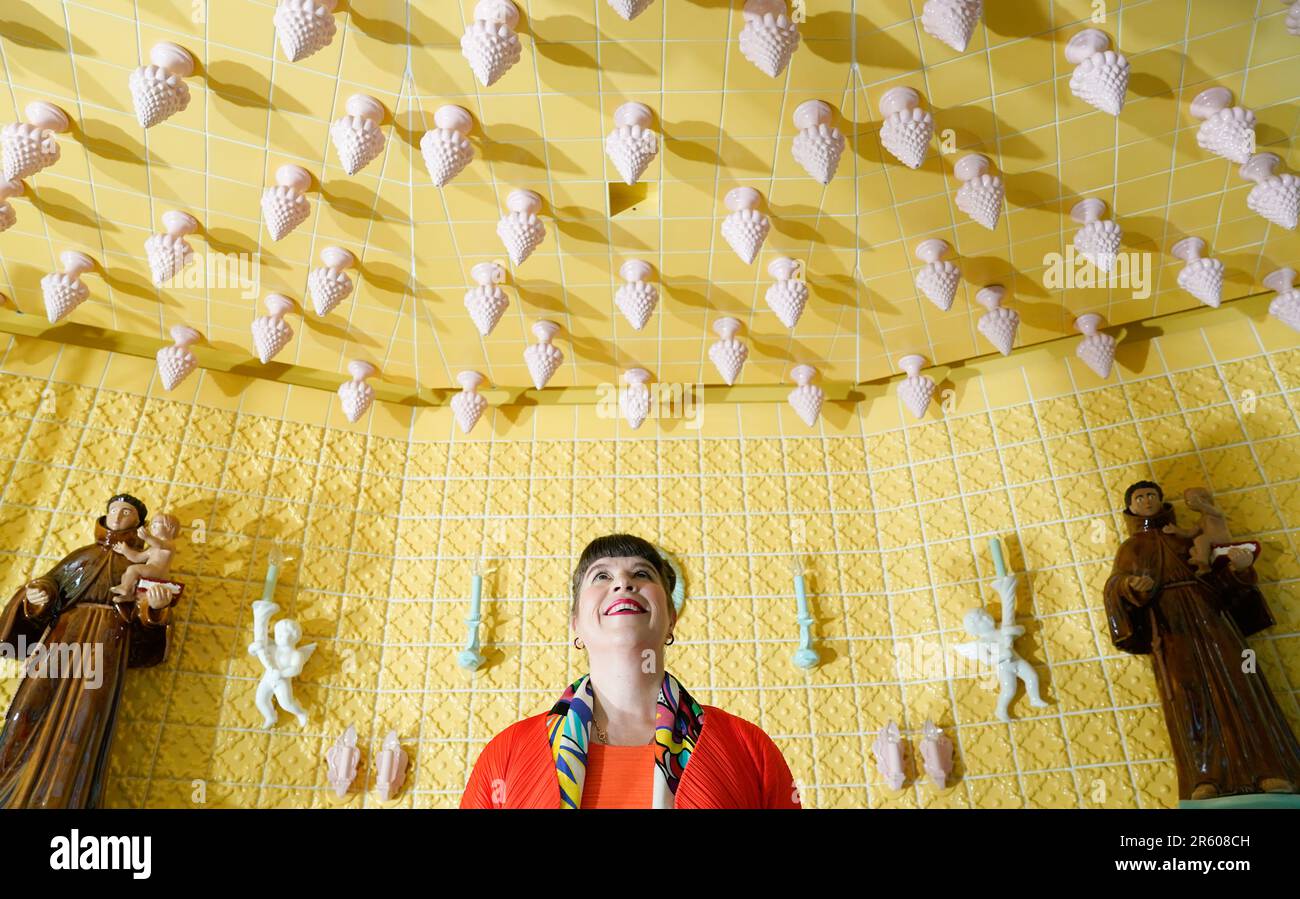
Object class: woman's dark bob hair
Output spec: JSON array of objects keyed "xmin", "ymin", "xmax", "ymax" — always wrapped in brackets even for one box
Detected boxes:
[{"xmin": 570, "ymin": 534, "xmax": 677, "ymax": 621}]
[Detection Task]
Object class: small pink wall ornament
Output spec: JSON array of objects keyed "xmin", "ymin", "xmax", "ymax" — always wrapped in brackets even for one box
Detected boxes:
[
  {"xmin": 1285, "ymin": 0, "xmax": 1300, "ymax": 36},
  {"xmin": 765, "ymin": 257, "xmax": 808, "ymax": 329},
  {"xmin": 919, "ymin": 720, "xmax": 954, "ymax": 788},
  {"xmin": 274, "ymin": 0, "xmax": 338, "ymax": 63},
  {"xmin": 41, "ymin": 250, "xmax": 95, "ymax": 323},
  {"xmin": 1264, "ymin": 268, "xmax": 1300, "ymax": 333},
  {"xmin": 330, "ymin": 94, "xmax": 387, "ymax": 175},
  {"xmin": 879, "ymin": 87, "xmax": 934, "ymax": 170},
  {"xmin": 953, "ymin": 153, "xmax": 1003, "ymax": 230},
  {"xmin": 144, "ymin": 210, "xmax": 198, "ymax": 286},
  {"xmin": 524, "ymin": 320, "xmax": 563, "ymax": 389},
  {"xmin": 1240, "ymin": 152, "xmax": 1299, "ymax": 231},
  {"xmin": 338, "ymin": 360, "xmax": 379, "ymax": 422},
  {"xmin": 898, "ymin": 354, "xmax": 936, "ymax": 420},
  {"xmin": 465, "ymin": 261, "xmax": 510, "ymax": 335},
  {"xmin": 872, "ymin": 720, "xmax": 907, "ymax": 791},
  {"xmin": 251, "ymin": 294, "xmax": 296, "ymax": 364},
  {"xmin": 261, "ymin": 164, "xmax": 313, "ymax": 241},
  {"xmin": 1071, "ymin": 197, "xmax": 1122, "ymax": 274},
  {"xmin": 607, "ymin": 0, "xmax": 655, "ymax": 20},
  {"xmin": 308, "ymin": 246, "xmax": 356, "ymax": 317},
  {"xmin": 1171, "ymin": 236, "xmax": 1225, "ymax": 308},
  {"xmin": 326, "ymin": 725, "xmax": 361, "ymax": 799},
  {"xmin": 156, "ymin": 324, "xmax": 202, "ymax": 391},
  {"xmin": 421, "ymin": 105, "xmax": 475, "ymax": 187},
  {"xmin": 738, "ymin": 0, "xmax": 800, "ymax": 78},
  {"xmin": 462, "ymin": 0, "xmax": 523, "ymax": 87},
  {"xmin": 1189, "ymin": 87, "xmax": 1256, "ymax": 164},
  {"xmin": 791, "ymin": 100, "xmax": 845, "ymax": 185},
  {"xmin": 721, "ymin": 186, "xmax": 770, "ymax": 264},
  {"xmin": 787, "ymin": 364, "xmax": 824, "ymax": 428},
  {"xmin": 452, "ymin": 371, "xmax": 489, "ymax": 434},
  {"xmin": 0, "ymin": 179, "xmax": 24, "ymax": 233},
  {"xmin": 975, "ymin": 284, "xmax": 1019, "ymax": 356},
  {"xmin": 708, "ymin": 317, "xmax": 749, "ymax": 386},
  {"xmin": 621, "ymin": 368, "xmax": 652, "ymax": 430},
  {"xmin": 915, "ymin": 238, "xmax": 959, "ymax": 311},
  {"xmin": 606, "ymin": 102, "xmax": 659, "ymax": 186},
  {"xmin": 2, "ymin": 101, "xmax": 70, "ymax": 181},
  {"xmin": 1075, "ymin": 313, "xmax": 1117, "ymax": 379},
  {"xmin": 374, "ymin": 731, "xmax": 407, "ymax": 802},
  {"xmin": 129, "ymin": 42, "xmax": 195, "ymax": 129},
  {"xmin": 614, "ymin": 259, "xmax": 658, "ymax": 330},
  {"xmin": 1065, "ymin": 28, "xmax": 1129, "ymax": 116},
  {"xmin": 497, "ymin": 189, "xmax": 546, "ymax": 266},
  {"xmin": 921, "ymin": 0, "xmax": 982, "ymax": 52}
]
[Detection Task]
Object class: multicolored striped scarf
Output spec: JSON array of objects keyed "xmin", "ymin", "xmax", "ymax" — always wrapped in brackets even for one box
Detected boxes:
[{"xmin": 546, "ymin": 671, "xmax": 705, "ymax": 809}]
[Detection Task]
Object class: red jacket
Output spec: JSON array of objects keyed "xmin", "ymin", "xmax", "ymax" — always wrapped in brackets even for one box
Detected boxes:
[{"xmin": 461, "ymin": 705, "xmax": 802, "ymax": 809}]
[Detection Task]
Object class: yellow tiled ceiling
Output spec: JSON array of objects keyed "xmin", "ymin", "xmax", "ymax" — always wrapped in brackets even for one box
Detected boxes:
[{"xmin": 0, "ymin": 0, "xmax": 1297, "ymax": 392}]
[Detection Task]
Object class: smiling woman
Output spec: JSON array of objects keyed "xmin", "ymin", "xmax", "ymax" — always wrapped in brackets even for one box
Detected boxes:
[{"xmin": 460, "ymin": 533, "xmax": 801, "ymax": 810}]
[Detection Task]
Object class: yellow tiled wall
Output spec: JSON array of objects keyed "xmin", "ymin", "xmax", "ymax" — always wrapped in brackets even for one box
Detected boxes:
[{"xmin": 0, "ymin": 317, "xmax": 1296, "ymax": 808}]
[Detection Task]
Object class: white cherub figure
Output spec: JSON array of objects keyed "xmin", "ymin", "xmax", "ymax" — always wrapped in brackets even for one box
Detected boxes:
[
  {"xmin": 249, "ymin": 600, "xmax": 316, "ymax": 728},
  {"xmin": 954, "ymin": 574, "xmax": 1049, "ymax": 723},
  {"xmin": 110, "ymin": 513, "xmax": 180, "ymax": 598}
]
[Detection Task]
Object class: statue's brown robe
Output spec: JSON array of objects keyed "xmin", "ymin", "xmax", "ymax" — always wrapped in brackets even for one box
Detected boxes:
[
  {"xmin": 1104, "ymin": 503, "xmax": 1300, "ymax": 798},
  {"xmin": 0, "ymin": 517, "xmax": 172, "ymax": 808}
]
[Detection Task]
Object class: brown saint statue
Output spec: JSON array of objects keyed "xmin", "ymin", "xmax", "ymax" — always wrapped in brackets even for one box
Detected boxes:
[
  {"xmin": 0, "ymin": 494, "xmax": 179, "ymax": 808},
  {"xmin": 1104, "ymin": 480, "xmax": 1300, "ymax": 802}
]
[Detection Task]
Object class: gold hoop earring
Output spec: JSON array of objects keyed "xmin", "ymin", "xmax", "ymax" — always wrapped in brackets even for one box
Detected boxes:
[
  {"xmin": 665, "ymin": 633, "xmax": 675, "ymax": 646},
  {"xmin": 573, "ymin": 637, "xmax": 585, "ymax": 650}
]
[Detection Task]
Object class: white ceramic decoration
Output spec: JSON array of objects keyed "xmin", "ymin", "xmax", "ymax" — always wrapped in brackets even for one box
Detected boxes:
[
  {"xmin": 144, "ymin": 210, "xmax": 198, "ymax": 286},
  {"xmin": 309, "ymin": 247, "xmax": 356, "ymax": 317},
  {"xmin": 421, "ymin": 105, "xmax": 475, "ymax": 187},
  {"xmin": 898, "ymin": 354, "xmax": 936, "ymax": 420},
  {"xmin": 872, "ymin": 720, "xmax": 907, "ymax": 791},
  {"xmin": 607, "ymin": 0, "xmax": 654, "ymax": 19},
  {"xmin": 709, "ymin": 317, "xmax": 749, "ymax": 386},
  {"xmin": 1264, "ymin": 268, "xmax": 1300, "ymax": 333},
  {"xmin": 248, "ymin": 599, "xmax": 316, "ymax": 727},
  {"xmin": 1075, "ymin": 313, "xmax": 1116, "ymax": 379},
  {"xmin": 374, "ymin": 731, "xmax": 408, "ymax": 802},
  {"xmin": 156, "ymin": 324, "xmax": 202, "ymax": 390},
  {"xmin": 2, "ymin": 101, "xmax": 70, "ymax": 181},
  {"xmin": 921, "ymin": 0, "xmax": 982, "ymax": 52},
  {"xmin": 914, "ymin": 238, "xmax": 959, "ymax": 311},
  {"xmin": 1171, "ymin": 236, "xmax": 1225, "ymax": 308},
  {"xmin": 524, "ymin": 320, "xmax": 563, "ymax": 389},
  {"xmin": 791, "ymin": 100, "xmax": 845, "ymax": 184},
  {"xmin": 274, "ymin": 0, "xmax": 338, "ymax": 62},
  {"xmin": 614, "ymin": 259, "xmax": 659, "ymax": 330},
  {"xmin": 975, "ymin": 285, "xmax": 1019, "ymax": 356},
  {"xmin": 739, "ymin": 0, "xmax": 800, "ymax": 78},
  {"xmin": 330, "ymin": 94, "xmax": 386, "ymax": 175},
  {"xmin": 721, "ymin": 187, "xmax": 771, "ymax": 265},
  {"xmin": 620, "ymin": 368, "xmax": 652, "ymax": 430},
  {"xmin": 878, "ymin": 87, "xmax": 934, "ymax": 170},
  {"xmin": 261, "ymin": 164, "xmax": 312, "ymax": 241},
  {"xmin": 462, "ymin": 0, "xmax": 523, "ymax": 87},
  {"xmin": 954, "ymin": 573, "xmax": 1050, "ymax": 722},
  {"xmin": 765, "ymin": 257, "xmax": 808, "ymax": 329},
  {"xmin": 497, "ymin": 189, "xmax": 546, "ymax": 265},
  {"xmin": 0, "ymin": 179, "xmax": 24, "ymax": 233},
  {"xmin": 41, "ymin": 250, "xmax": 95, "ymax": 323},
  {"xmin": 325, "ymin": 726, "xmax": 361, "ymax": 799},
  {"xmin": 953, "ymin": 153, "xmax": 1003, "ymax": 230},
  {"xmin": 251, "ymin": 294, "xmax": 296, "ymax": 364},
  {"xmin": 787, "ymin": 364, "xmax": 824, "ymax": 427},
  {"xmin": 606, "ymin": 102, "xmax": 659, "ymax": 186},
  {"xmin": 1189, "ymin": 87, "xmax": 1256, "ymax": 164},
  {"xmin": 1071, "ymin": 197, "xmax": 1122, "ymax": 273},
  {"xmin": 465, "ymin": 261, "xmax": 510, "ymax": 335},
  {"xmin": 919, "ymin": 720, "xmax": 954, "ymax": 789},
  {"xmin": 338, "ymin": 360, "xmax": 379, "ymax": 422},
  {"xmin": 452, "ymin": 371, "xmax": 489, "ymax": 434},
  {"xmin": 1286, "ymin": 0, "xmax": 1300, "ymax": 36},
  {"xmin": 129, "ymin": 42, "xmax": 195, "ymax": 129},
  {"xmin": 1240, "ymin": 152, "xmax": 1299, "ymax": 230},
  {"xmin": 1065, "ymin": 28, "xmax": 1129, "ymax": 116}
]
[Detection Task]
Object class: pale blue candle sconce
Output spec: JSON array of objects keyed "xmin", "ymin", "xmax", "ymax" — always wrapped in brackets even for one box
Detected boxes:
[
  {"xmin": 790, "ymin": 550, "xmax": 821, "ymax": 669},
  {"xmin": 457, "ymin": 554, "xmax": 497, "ymax": 671}
]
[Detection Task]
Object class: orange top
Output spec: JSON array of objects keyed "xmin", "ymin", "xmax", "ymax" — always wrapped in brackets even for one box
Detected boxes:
[{"xmin": 582, "ymin": 743, "xmax": 658, "ymax": 808}]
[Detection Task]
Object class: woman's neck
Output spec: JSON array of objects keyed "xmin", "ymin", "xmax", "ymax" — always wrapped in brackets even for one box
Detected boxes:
[{"xmin": 587, "ymin": 651, "xmax": 663, "ymax": 746}]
